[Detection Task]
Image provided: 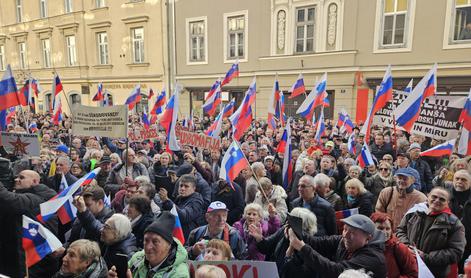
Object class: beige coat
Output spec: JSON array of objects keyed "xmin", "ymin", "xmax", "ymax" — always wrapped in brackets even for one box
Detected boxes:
[{"xmin": 375, "ymin": 186, "xmax": 427, "ymax": 229}]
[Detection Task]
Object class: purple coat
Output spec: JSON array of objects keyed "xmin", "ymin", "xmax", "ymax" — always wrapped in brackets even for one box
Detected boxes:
[{"xmin": 233, "ymin": 215, "xmax": 281, "ymax": 260}]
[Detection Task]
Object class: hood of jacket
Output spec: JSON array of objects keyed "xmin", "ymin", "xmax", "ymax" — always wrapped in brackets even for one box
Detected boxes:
[{"xmin": 270, "ymin": 185, "xmax": 287, "ymax": 200}]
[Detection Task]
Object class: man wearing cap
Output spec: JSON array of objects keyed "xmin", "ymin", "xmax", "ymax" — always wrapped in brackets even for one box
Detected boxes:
[
  {"xmin": 287, "ymin": 214, "xmax": 386, "ymax": 277},
  {"xmin": 122, "ymin": 212, "xmax": 189, "ymax": 278},
  {"xmin": 407, "ymin": 142, "xmax": 433, "ymax": 193},
  {"xmin": 55, "ymin": 144, "xmax": 69, "ymax": 157},
  {"xmin": 95, "ymin": 155, "xmax": 112, "ymax": 188},
  {"xmin": 375, "ymin": 167, "xmax": 427, "ymax": 229},
  {"xmin": 186, "ymin": 201, "xmax": 246, "ymax": 260}
]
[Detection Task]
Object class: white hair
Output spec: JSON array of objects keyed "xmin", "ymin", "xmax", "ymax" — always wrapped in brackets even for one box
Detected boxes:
[
  {"xmin": 338, "ymin": 269, "xmax": 372, "ymax": 278},
  {"xmin": 195, "ymin": 265, "xmax": 226, "ymax": 278},
  {"xmin": 135, "ymin": 175, "xmax": 151, "ymax": 184},
  {"xmin": 290, "ymin": 207, "xmax": 318, "ymax": 235},
  {"xmin": 108, "ymin": 214, "xmax": 132, "ymax": 241},
  {"xmin": 251, "ymin": 162, "xmax": 265, "ymax": 172},
  {"xmin": 243, "ymin": 203, "xmax": 263, "ymax": 219},
  {"xmin": 313, "ymin": 173, "xmax": 331, "ymax": 188}
]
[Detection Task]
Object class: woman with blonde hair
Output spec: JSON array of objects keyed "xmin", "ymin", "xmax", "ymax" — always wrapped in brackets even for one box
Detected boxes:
[
  {"xmin": 345, "ymin": 178, "xmax": 374, "ymax": 216},
  {"xmin": 202, "ymin": 239, "xmax": 233, "ymax": 261},
  {"xmin": 233, "ymin": 203, "xmax": 281, "ymax": 260},
  {"xmin": 253, "ymin": 177, "xmax": 288, "ymax": 222}
]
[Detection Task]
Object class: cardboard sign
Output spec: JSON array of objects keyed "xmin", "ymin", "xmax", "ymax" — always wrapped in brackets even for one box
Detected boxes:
[
  {"xmin": 1, "ymin": 132, "xmax": 40, "ymax": 156},
  {"xmin": 175, "ymin": 126, "xmax": 221, "ymax": 150},
  {"xmin": 188, "ymin": 260, "xmax": 279, "ymax": 278},
  {"xmin": 72, "ymin": 105, "xmax": 128, "ymax": 138},
  {"xmin": 372, "ymin": 90, "xmax": 467, "ymax": 140},
  {"xmin": 128, "ymin": 126, "xmax": 160, "ymax": 142}
]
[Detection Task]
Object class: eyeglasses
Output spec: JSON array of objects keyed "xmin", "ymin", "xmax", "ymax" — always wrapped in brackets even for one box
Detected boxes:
[
  {"xmin": 299, "ymin": 184, "xmax": 311, "ymax": 189},
  {"xmin": 379, "ymin": 168, "xmax": 389, "ymax": 171}
]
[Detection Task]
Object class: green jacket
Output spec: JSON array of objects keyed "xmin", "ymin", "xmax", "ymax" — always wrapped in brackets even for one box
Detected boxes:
[{"xmin": 128, "ymin": 238, "xmax": 189, "ymax": 278}]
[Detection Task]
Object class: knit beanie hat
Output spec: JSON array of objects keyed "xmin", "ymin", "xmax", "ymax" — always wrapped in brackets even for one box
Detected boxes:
[{"xmin": 144, "ymin": 211, "xmax": 175, "ymax": 244}]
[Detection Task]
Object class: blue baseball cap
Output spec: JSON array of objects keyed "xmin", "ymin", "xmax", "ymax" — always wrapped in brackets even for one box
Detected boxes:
[{"xmin": 55, "ymin": 145, "xmax": 69, "ymax": 154}]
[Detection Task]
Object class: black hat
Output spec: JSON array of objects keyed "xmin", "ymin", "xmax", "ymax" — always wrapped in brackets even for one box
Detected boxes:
[
  {"xmin": 99, "ymin": 155, "xmax": 111, "ymax": 165},
  {"xmin": 144, "ymin": 211, "xmax": 175, "ymax": 244},
  {"xmin": 176, "ymin": 163, "xmax": 193, "ymax": 177}
]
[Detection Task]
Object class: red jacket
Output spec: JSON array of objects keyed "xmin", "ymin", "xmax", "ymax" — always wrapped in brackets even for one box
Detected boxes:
[{"xmin": 384, "ymin": 235, "xmax": 418, "ymax": 278}]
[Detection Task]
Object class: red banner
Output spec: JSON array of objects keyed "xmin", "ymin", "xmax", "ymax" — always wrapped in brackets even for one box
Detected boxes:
[{"xmin": 355, "ymin": 88, "xmax": 370, "ymax": 124}]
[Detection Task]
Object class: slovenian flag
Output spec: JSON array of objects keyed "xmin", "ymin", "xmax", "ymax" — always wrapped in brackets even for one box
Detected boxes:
[
  {"xmin": 170, "ymin": 205, "xmax": 185, "ymax": 245},
  {"xmin": 0, "ymin": 65, "xmax": 20, "ymax": 111},
  {"xmin": 219, "ymin": 140, "xmax": 249, "ymax": 183},
  {"xmin": 420, "ymin": 139, "xmax": 455, "ymax": 157},
  {"xmin": 221, "ymin": 62, "xmax": 239, "ymax": 87},
  {"xmin": 22, "ymin": 215, "xmax": 62, "ymax": 267},
  {"xmin": 288, "ymin": 73, "xmax": 305, "ymax": 98},
  {"xmin": 56, "ymin": 174, "xmax": 78, "ymax": 225},
  {"xmin": 125, "ymin": 84, "xmax": 142, "ymax": 110},
  {"xmin": 39, "ymin": 168, "xmax": 101, "ymax": 223},
  {"xmin": 358, "ymin": 143, "xmax": 375, "ymax": 168}
]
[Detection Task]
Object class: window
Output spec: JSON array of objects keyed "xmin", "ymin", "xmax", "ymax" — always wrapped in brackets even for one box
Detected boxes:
[
  {"xmin": 97, "ymin": 32, "xmax": 109, "ymax": 65},
  {"xmin": 131, "ymin": 27, "xmax": 145, "ymax": 63},
  {"xmin": 381, "ymin": 0, "xmax": 408, "ymax": 46},
  {"xmin": 41, "ymin": 39, "xmax": 51, "ymax": 68},
  {"xmin": 64, "ymin": 0, "xmax": 73, "ymax": 13},
  {"xmin": 453, "ymin": 0, "xmax": 471, "ymax": 41},
  {"xmin": 227, "ymin": 15, "xmax": 245, "ymax": 59},
  {"xmin": 96, "ymin": 0, "xmax": 105, "ymax": 8},
  {"xmin": 0, "ymin": 45, "xmax": 4, "ymax": 71},
  {"xmin": 16, "ymin": 0, "xmax": 23, "ymax": 23},
  {"xmin": 18, "ymin": 42, "xmax": 26, "ymax": 69},
  {"xmin": 44, "ymin": 93, "xmax": 52, "ymax": 112},
  {"xmin": 66, "ymin": 35, "xmax": 77, "ymax": 66},
  {"xmin": 70, "ymin": 93, "xmax": 81, "ymax": 105},
  {"xmin": 40, "ymin": 0, "xmax": 47, "ymax": 18},
  {"xmin": 189, "ymin": 20, "xmax": 206, "ymax": 62},
  {"xmin": 295, "ymin": 6, "xmax": 316, "ymax": 53}
]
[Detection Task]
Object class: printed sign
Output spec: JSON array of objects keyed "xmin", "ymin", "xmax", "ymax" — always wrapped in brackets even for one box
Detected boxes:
[
  {"xmin": 372, "ymin": 90, "xmax": 467, "ymax": 140},
  {"xmin": 72, "ymin": 105, "xmax": 128, "ymax": 138},
  {"xmin": 175, "ymin": 126, "xmax": 221, "ymax": 150},
  {"xmin": 1, "ymin": 132, "xmax": 40, "ymax": 156},
  {"xmin": 188, "ymin": 260, "xmax": 279, "ymax": 278}
]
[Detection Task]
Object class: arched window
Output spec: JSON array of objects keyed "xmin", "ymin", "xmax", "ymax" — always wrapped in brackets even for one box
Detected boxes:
[
  {"xmin": 69, "ymin": 91, "xmax": 81, "ymax": 106},
  {"xmin": 44, "ymin": 92, "xmax": 53, "ymax": 112}
]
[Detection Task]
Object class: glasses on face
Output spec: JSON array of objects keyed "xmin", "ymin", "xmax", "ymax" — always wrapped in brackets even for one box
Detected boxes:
[
  {"xmin": 379, "ymin": 168, "xmax": 389, "ymax": 171},
  {"xmin": 430, "ymin": 194, "xmax": 447, "ymax": 203},
  {"xmin": 383, "ymin": 158, "xmax": 393, "ymax": 161},
  {"xmin": 299, "ymin": 183, "xmax": 311, "ymax": 189}
]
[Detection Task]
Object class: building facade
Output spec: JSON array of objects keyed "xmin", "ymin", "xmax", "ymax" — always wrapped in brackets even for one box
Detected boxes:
[
  {"xmin": 0, "ymin": 0, "xmax": 169, "ymax": 114},
  {"xmin": 172, "ymin": 0, "xmax": 471, "ymax": 121}
]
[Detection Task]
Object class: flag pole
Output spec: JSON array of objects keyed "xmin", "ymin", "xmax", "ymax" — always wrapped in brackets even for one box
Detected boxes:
[{"xmin": 232, "ymin": 138, "xmax": 269, "ymax": 201}]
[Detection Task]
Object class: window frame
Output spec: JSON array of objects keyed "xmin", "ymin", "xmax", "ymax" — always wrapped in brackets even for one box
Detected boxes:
[
  {"xmin": 373, "ymin": 0, "xmax": 416, "ymax": 53},
  {"xmin": 96, "ymin": 32, "xmax": 109, "ymax": 65},
  {"xmin": 380, "ymin": 0, "xmax": 408, "ymax": 47},
  {"xmin": 96, "ymin": 0, "xmax": 106, "ymax": 8},
  {"xmin": 16, "ymin": 0, "xmax": 23, "ymax": 23},
  {"xmin": 131, "ymin": 27, "xmax": 145, "ymax": 63},
  {"xmin": 223, "ymin": 10, "xmax": 248, "ymax": 63},
  {"xmin": 18, "ymin": 42, "xmax": 27, "ymax": 69},
  {"xmin": 185, "ymin": 16, "xmax": 208, "ymax": 65},
  {"xmin": 443, "ymin": 0, "xmax": 471, "ymax": 49},
  {"xmin": 41, "ymin": 38, "xmax": 51, "ymax": 68},
  {"xmin": 64, "ymin": 0, "xmax": 73, "ymax": 13},
  {"xmin": 40, "ymin": 0, "xmax": 48, "ymax": 18},
  {"xmin": 0, "ymin": 45, "xmax": 5, "ymax": 71},
  {"xmin": 294, "ymin": 5, "xmax": 317, "ymax": 54},
  {"xmin": 66, "ymin": 35, "xmax": 77, "ymax": 66}
]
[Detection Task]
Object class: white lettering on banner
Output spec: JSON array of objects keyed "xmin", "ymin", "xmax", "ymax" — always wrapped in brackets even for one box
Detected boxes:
[
  {"xmin": 188, "ymin": 260, "xmax": 279, "ymax": 278},
  {"xmin": 372, "ymin": 90, "xmax": 467, "ymax": 140},
  {"xmin": 128, "ymin": 126, "xmax": 159, "ymax": 142},
  {"xmin": 1, "ymin": 132, "xmax": 40, "ymax": 156},
  {"xmin": 71, "ymin": 105, "xmax": 128, "ymax": 138}
]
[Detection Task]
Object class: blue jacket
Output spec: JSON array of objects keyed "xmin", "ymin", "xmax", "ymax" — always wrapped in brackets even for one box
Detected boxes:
[{"xmin": 291, "ymin": 195, "xmax": 337, "ymax": 236}]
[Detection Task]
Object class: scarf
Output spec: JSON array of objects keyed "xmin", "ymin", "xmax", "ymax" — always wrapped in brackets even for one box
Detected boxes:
[{"xmin": 429, "ymin": 206, "xmax": 452, "ymax": 216}]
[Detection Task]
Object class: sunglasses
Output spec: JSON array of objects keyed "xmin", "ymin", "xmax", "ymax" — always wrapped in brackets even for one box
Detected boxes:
[{"xmin": 379, "ymin": 168, "xmax": 389, "ymax": 171}]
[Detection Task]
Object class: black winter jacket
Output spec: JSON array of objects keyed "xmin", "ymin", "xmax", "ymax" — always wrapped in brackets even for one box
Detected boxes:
[
  {"xmin": 298, "ymin": 231, "xmax": 386, "ymax": 277},
  {"xmin": 162, "ymin": 192, "xmax": 205, "ymax": 239},
  {"xmin": 291, "ymin": 195, "xmax": 337, "ymax": 236},
  {"xmin": 103, "ymin": 233, "xmax": 138, "ymax": 269}
]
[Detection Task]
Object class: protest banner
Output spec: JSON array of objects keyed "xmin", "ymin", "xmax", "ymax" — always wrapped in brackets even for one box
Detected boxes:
[
  {"xmin": 188, "ymin": 260, "xmax": 279, "ymax": 278},
  {"xmin": 372, "ymin": 90, "xmax": 467, "ymax": 140},
  {"xmin": 1, "ymin": 132, "xmax": 40, "ymax": 156},
  {"xmin": 71, "ymin": 105, "xmax": 128, "ymax": 138},
  {"xmin": 128, "ymin": 126, "xmax": 160, "ymax": 142},
  {"xmin": 176, "ymin": 126, "xmax": 221, "ymax": 150}
]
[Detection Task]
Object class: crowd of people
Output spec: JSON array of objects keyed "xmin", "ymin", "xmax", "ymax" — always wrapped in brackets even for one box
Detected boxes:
[{"xmin": 0, "ymin": 111, "xmax": 470, "ymax": 278}]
